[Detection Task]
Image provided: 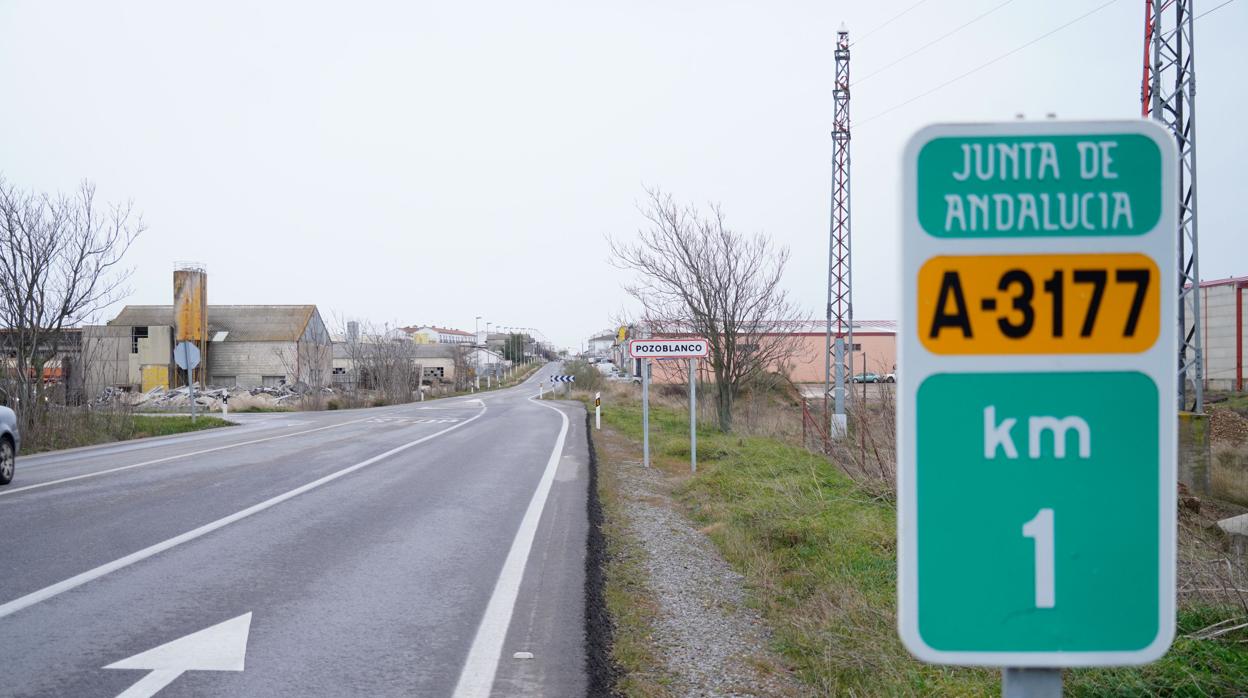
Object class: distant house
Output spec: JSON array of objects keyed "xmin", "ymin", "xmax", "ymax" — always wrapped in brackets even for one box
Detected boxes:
[
  {"xmin": 84, "ymin": 305, "xmax": 332, "ymax": 395},
  {"xmin": 587, "ymin": 331, "xmax": 615, "ymax": 355},
  {"xmin": 468, "ymin": 346, "xmax": 508, "ymax": 370}
]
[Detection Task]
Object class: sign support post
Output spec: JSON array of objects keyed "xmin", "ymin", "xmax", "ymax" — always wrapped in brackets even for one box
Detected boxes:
[
  {"xmin": 628, "ymin": 338, "xmax": 709, "ymax": 472},
  {"xmin": 174, "ymin": 341, "xmax": 201, "ymax": 423},
  {"xmin": 189, "ymin": 371, "xmax": 196, "ymax": 423},
  {"xmin": 641, "ymin": 359, "xmax": 650, "ymax": 468},
  {"xmin": 689, "ymin": 358, "xmax": 697, "ymax": 473},
  {"xmin": 1001, "ymin": 667, "xmax": 1061, "ymax": 698}
]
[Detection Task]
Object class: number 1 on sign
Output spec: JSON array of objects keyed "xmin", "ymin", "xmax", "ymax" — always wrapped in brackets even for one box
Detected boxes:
[{"xmin": 1022, "ymin": 508, "xmax": 1056, "ymax": 609}]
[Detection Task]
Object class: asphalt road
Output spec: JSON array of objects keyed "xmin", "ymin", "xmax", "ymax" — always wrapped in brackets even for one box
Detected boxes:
[{"xmin": 0, "ymin": 364, "xmax": 589, "ymax": 697}]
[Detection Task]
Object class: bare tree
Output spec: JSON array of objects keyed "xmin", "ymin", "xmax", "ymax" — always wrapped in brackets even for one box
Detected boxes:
[
  {"xmin": 325, "ymin": 320, "xmax": 419, "ymax": 406},
  {"xmin": 609, "ymin": 188, "xmax": 802, "ymax": 432},
  {"xmin": 0, "ymin": 178, "xmax": 142, "ymax": 432},
  {"xmin": 452, "ymin": 344, "xmax": 473, "ymax": 392}
]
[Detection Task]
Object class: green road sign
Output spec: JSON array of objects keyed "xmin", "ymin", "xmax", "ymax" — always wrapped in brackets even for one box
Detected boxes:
[{"xmin": 899, "ymin": 121, "xmax": 1178, "ymax": 667}]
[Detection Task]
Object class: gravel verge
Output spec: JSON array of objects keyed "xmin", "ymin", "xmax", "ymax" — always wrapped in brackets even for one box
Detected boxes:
[{"xmin": 610, "ymin": 455, "xmax": 801, "ymax": 697}]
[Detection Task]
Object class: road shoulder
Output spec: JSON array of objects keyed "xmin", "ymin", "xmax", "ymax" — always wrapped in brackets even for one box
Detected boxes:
[{"xmin": 589, "ymin": 410, "xmax": 801, "ymax": 697}]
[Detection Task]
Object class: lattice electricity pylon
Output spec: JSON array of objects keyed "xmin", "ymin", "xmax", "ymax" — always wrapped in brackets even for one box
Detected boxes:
[
  {"xmin": 1142, "ymin": 0, "xmax": 1203, "ymax": 412},
  {"xmin": 823, "ymin": 25, "xmax": 854, "ymax": 435}
]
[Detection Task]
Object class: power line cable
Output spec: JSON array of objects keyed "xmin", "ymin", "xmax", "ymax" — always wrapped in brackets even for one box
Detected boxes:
[
  {"xmin": 858, "ymin": 0, "xmax": 1122, "ymax": 127},
  {"xmin": 1194, "ymin": 0, "xmax": 1238, "ymax": 20},
  {"xmin": 851, "ymin": 0, "xmax": 938, "ymax": 46},
  {"xmin": 1155, "ymin": 0, "xmax": 1239, "ymax": 43},
  {"xmin": 854, "ymin": 0, "xmax": 1022, "ymax": 86}
]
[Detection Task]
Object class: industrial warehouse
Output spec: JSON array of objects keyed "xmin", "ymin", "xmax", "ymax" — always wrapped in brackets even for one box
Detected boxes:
[{"xmin": 81, "ymin": 266, "xmax": 332, "ymax": 398}]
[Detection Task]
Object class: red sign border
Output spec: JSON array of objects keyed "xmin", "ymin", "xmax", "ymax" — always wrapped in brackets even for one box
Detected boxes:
[{"xmin": 627, "ymin": 337, "xmax": 710, "ymax": 359}]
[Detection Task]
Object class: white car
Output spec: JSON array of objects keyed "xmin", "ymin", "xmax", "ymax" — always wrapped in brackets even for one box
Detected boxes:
[
  {"xmin": 0, "ymin": 404, "xmax": 19, "ymax": 486},
  {"xmin": 608, "ymin": 371, "xmax": 641, "ymax": 385}
]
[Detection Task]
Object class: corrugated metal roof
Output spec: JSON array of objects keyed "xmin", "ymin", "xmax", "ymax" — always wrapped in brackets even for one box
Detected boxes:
[{"xmin": 108, "ymin": 305, "xmax": 317, "ymax": 342}]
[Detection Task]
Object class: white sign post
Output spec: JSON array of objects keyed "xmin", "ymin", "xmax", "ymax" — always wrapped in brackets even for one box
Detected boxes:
[
  {"xmin": 629, "ymin": 338, "xmax": 709, "ymax": 472},
  {"xmin": 174, "ymin": 341, "xmax": 201, "ymax": 423}
]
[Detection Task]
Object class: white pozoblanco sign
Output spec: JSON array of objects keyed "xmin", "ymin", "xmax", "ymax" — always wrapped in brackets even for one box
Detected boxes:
[{"xmin": 627, "ymin": 338, "xmax": 709, "ymax": 359}]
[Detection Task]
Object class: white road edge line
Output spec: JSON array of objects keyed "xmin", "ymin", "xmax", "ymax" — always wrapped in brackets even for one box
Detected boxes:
[
  {"xmin": 452, "ymin": 396, "xmax": 570, "ymax": 698},
  {"xmin": 0, "ymin": 403, "xmax": 488, "ymax": 620},
  {"xmin": 0, "ymin": 417, "xmax": 379, "ymax": 498}
]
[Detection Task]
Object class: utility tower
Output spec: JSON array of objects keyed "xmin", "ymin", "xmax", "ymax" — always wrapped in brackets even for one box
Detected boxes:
[
  {"xmin": 824, "ymin": 25, "xmax": 853, "ymax": 438},
  {"xmin": 1142, "ymin": 0, "xmax": 1203, "ymax": 412}
]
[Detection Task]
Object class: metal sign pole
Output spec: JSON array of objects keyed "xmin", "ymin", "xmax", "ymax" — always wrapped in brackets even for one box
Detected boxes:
[
  {"xmin": 690, "ymin": 357, "xmax": 697, "ymax": 473},
  {"xmin": 1002, "ymin": 668, "xmax": 1061, "ymax": 698},
  {"xmin": 642, "ymin": 358, "xmax": 650, "ymax": 468},
  {"xmin": 183, "ymin": 344, "xmax": 197, "ymax": 423}
]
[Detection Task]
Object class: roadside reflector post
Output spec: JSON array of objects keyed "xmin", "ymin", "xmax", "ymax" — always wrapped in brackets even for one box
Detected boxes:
[
  {"xmin": 539, "ymin": 381, "xmax": 544, "ymax": 399},
  {"xmin": 595, "ymin": 391, "xmax": 602, "ymax": 430}
]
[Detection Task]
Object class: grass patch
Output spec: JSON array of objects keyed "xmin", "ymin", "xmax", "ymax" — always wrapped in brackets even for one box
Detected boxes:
[
  {"xmin": 22, "ymin": 410, "xmax": 233, "ymax": 454},
  {"xmin": 1067, "ymin": 604, "xmax": 1248, "ymax": 696},
  {"xmin": 588, "ymin": 389, "xmax": 1248, "ymax": 696},
  {"xmin": 128, "ymin": 415, "xmax": 234, "ymax": 438}
]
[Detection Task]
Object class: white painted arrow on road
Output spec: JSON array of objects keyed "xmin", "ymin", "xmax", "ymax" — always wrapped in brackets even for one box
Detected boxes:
[{"xmin": 106, "ymin": 612, "xmax": 252, "ymax": 698}]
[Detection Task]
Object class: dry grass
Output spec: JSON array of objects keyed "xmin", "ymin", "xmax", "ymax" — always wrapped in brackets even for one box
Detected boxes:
[{"xmin": 19, "ymin": 405, "xmax": 232, "ymax": 454}]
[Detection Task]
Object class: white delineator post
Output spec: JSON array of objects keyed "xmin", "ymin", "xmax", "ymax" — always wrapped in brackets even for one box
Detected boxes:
[{"xmin": 595, "ymin": 392, "xmax": 601, "ymax": 430}]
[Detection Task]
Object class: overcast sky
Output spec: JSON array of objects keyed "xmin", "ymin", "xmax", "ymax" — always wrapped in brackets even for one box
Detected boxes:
[{"xmin": 1, "ymin": 1, "xmax": 1243, "ymax": 351}]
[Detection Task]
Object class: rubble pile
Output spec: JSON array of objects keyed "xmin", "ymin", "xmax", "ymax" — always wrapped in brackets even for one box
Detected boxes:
[
  {"xmin": 92, "ymin": 383, "xmax": 335, "ymax": 412},
  {"xmin": 1209, "ymin": 408, "xmax": 1248, "ymax": 445}
]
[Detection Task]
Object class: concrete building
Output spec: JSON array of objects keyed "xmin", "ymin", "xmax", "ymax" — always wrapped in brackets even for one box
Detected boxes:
[
  {"xmin": 401, "ymin": 326, "xmax": 475, "ymax": 345},
  {"xmin": 468, "ymin": 346, "xmax": 509, "ymax": 372},
  {"xmin": 586, "ymin": 331, "xmax": 615, "ymax": 356},
  {"xmin": 84, "ymin": 305, "xmax": 332, "ymax": 395},
  {"xmin": 412, "ymin": 344, "xmax": 461, "ymax": 383},
  {"xmin": 624, "ymin": 320, "xmax": 897, "ymax": 386},
  {"xmin": 1189, "ymin": 276, "xmax": 1248, "ymax": 392},
  {"xmin": 786, "ymin": 320, "xmax": 897, "ymax": 383}
]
